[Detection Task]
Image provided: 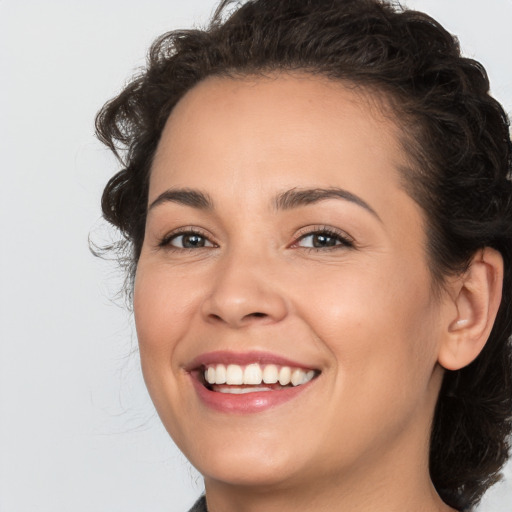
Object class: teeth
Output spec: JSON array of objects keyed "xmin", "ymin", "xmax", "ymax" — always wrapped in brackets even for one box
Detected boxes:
[
  {"xmin": 217, "ymin": 386, "xmax": 272, "ymax": 394},
  {"xmin": 206, "ymin": 366, "xmax": 216, "ymax": 384},
  {"xmin": 215, "ymin": 364, "xmax": 226, "ymax": 384},
  {"xmin": 263, "ymin": 364, "xmax": 279, "ymax": 384},
  {"xmin": 226, "ymin": 364, "xmax": 243, "ymax": 385},
  {"xmin": 203, "ymin": 363, "xmax": 317, "ymax": 387},
  {"xmin": 279, "ymin": 366, "xmax": 291, "ymax": 385},
  {"xmin": 291, "ymin": 368, "xmax": 305, "ymax": 386},
  {"xmin": 244, "ymin": 363, "xmax": 262, "ymax": 385}
]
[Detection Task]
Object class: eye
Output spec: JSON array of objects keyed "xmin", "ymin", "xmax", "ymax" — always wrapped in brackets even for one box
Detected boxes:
[
  {"xmin": 161, "ymin": 230, "xmax": 215, "ymax": 249},
  {"xmin": 293, "ymin": 228, "xmax": 353, "ymax": 250}
]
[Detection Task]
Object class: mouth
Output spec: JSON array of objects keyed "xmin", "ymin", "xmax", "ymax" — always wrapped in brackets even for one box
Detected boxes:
[
  {"xmin": 201, "ymin": 363, "xmax": 319, "ymax": 394},
  {"xmin": 187, "ymin": 352, "xmax": 321, "ymax": 413},
  {"xmin": 187, "ymin": 351, "xmax": 321, "ymax": 412}
]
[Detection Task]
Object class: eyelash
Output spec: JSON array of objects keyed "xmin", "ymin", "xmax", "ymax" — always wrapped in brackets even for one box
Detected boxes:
[
  {"xmin": 291, "ymin": 226, "xmax": 354, "ymax": 252},
  {"xmin": 158, "ymin": 228, "xmax": 216, "ymax": 250},
  {"xmin": 158, "ymin": 226, "xmax": 354, "ymax": 252}
]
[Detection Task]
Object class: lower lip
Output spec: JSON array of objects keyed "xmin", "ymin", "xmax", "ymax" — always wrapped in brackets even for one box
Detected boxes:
[{"xmin": 190, "ymin": 373, "xmax": 316, "ymax": 414}]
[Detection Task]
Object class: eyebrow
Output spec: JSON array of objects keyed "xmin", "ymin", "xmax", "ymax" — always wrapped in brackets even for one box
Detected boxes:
[
  {"xmin": 148, "ymin": 188, "xmax": 213, "ymax": 211},
  {"xmin": 148, "ymin": 186, "xmax": 380, "ymax": 221},
  {"xmin": 274, "ymin": 187, "xmax": 381, "ymax": 221}
]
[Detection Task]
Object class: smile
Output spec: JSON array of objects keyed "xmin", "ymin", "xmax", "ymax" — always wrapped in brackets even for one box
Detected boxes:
[
  {"xmin": 188, "ymin": 351, "xmax": 321, "ymax": 413},
  {"xmin": 203, "ymin": 363, "xmax": 316, "ymax": 393}
]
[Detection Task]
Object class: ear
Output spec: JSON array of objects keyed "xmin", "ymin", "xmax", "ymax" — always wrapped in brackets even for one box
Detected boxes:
[{"xmin": 438, "ymin": 248, "xmax": 504, "ymax": 371}]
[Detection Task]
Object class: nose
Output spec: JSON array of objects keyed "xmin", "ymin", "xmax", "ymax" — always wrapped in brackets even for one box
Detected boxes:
[{"xmin": 201, "ymin": 253, "xmax": 288, "ymax": 328}]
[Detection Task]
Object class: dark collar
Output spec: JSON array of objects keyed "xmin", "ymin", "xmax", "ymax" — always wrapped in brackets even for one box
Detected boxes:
[{"xmin": 188, "ymin": 495, "xmax": 207, "ymax": 512}]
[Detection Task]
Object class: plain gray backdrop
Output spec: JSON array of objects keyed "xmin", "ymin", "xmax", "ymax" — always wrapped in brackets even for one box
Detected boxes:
[{"xmin": 1, "ymin": 1, "xmax": 511, "ymax": 510}]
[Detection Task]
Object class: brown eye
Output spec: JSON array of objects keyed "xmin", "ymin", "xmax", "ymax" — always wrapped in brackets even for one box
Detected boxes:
[
  {"xmin": 295, "ymin": 230, "xmax": 353, "ymax": 249},
  {"xmin": 168, "ymin": 232, "xmax": 214, "ymax": 249},
  {"xmin": 311, "ymin": 233, "xmax": 338, "ymax": 247}
]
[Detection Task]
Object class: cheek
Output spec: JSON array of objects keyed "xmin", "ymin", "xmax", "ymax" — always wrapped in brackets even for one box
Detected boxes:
[
  {"xmin": 133, "ymin": 262, "xmax": 202, "ymax": 438},
  {"xmin": 133, "ymin": 262, "xmax": 200, "ymax": 353},
  {"xmin": 301, "ymin": 265, "xmax": 441, "ymax": 435},
  {"xmin": 291, "ymin": 259, "xmax": 440, "ymax": 384},
  {"xmin": 132, "ymin": 260, "xmax": 208, "ymax": 418}
]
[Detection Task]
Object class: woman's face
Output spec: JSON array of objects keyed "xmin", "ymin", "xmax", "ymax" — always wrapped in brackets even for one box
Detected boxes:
[{"xmin": 134, "ymin": 74, "xmax": 448, "ymax": 491}]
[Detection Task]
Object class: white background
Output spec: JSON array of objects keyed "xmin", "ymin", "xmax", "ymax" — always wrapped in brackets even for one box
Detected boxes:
[{"xmin": 0, "ymin": 1, "xmax": 511, "ymax": 511}]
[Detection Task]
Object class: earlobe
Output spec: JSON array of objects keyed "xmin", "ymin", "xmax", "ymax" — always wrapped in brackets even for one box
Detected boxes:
[{"xmin": 438, "ymin": 248, "xmax": 503, "ymax": 371}]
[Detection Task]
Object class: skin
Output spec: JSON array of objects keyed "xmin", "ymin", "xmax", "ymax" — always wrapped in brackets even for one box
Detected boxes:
[{"xmin": 133, "ymin": 73, "xmax": 481, "ymax": 512}]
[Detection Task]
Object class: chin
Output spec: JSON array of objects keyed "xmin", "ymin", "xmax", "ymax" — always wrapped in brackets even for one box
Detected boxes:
[{"xmin": 184, "ymin": 432, "xmax": 309, "ymax": 489}]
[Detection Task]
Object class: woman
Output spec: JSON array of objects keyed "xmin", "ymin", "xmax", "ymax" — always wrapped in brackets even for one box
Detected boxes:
[{"xmin": 95, "ymin": 0, "xmax": 512, "ymax": 510}]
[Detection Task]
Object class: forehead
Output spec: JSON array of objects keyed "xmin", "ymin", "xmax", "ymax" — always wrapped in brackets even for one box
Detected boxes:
[{"xmin": 149, "ymin": 72, "xmax": 409, "ymax": 208}]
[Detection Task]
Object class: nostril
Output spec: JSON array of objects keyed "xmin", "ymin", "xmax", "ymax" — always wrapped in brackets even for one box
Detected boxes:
[
  {"xmin": 248, "ymin": 312, "xmax": 266, "ymax": 318},
  {"xmin": 207, "ymin": 310, "xmax": 269, "ymax": 326}
]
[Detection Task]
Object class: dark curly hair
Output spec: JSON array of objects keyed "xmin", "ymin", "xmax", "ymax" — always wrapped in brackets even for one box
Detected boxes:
[{"xmin": 95, "ymin": 0, "xmax": 512, "ymax": 509}]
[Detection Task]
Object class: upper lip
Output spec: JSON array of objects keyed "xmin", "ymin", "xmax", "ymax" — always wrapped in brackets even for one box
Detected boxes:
[{"xmin": 185, "ymin": 350, "xmax": 319, "ymax": 372}]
